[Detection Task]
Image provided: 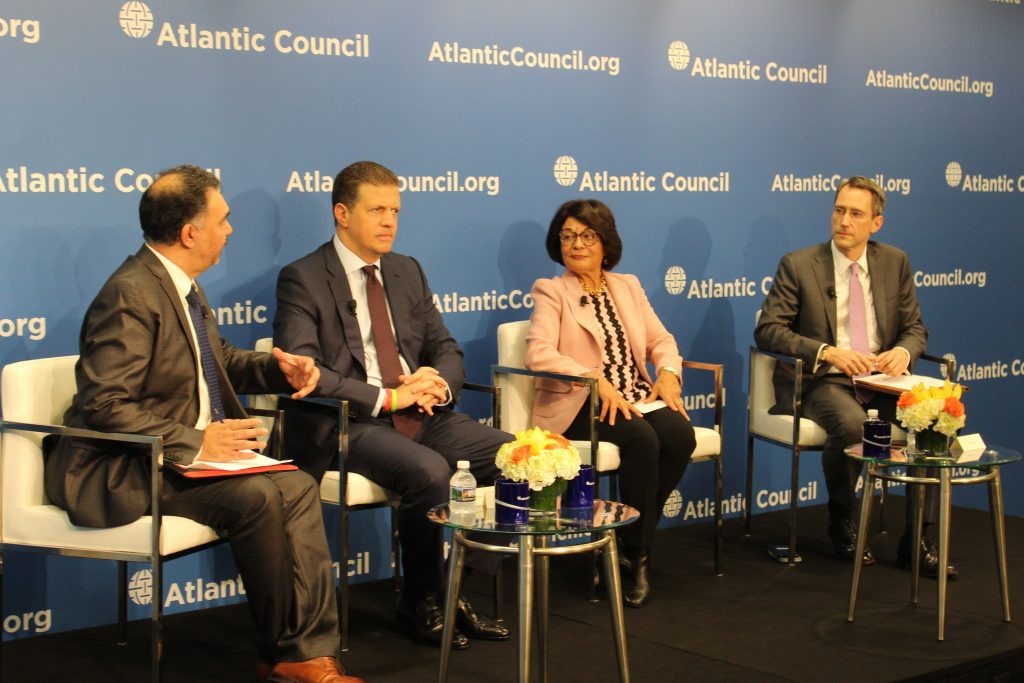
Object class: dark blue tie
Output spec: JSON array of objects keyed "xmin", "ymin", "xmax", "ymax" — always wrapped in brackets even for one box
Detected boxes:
[{"xmin": 186, "ymin": 285, "xmax": 226, "ymax": 422}]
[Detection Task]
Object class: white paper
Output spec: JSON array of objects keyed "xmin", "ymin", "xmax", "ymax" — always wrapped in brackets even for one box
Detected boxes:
[
  {"xmin": 633, "ymin": 399, "xmax": 667, "ymax": 414},
  {"xmin": 184, "ymin": 451, "xmax": 292, "ymax": 471},
  {"xmin": 854, "ymin": 373, "xmax": 947, "ymax": 392}
]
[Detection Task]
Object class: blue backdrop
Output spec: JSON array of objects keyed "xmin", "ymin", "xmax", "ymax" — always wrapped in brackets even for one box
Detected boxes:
[{"xmin": 1, "ymin": 0, "xmax": 1022, "ymax": 639}]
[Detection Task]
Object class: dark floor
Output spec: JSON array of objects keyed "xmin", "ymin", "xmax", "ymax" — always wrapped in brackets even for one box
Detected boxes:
[{"xmin": 3, "ymin": 499, "xmax": 1023, "ymax": 682}]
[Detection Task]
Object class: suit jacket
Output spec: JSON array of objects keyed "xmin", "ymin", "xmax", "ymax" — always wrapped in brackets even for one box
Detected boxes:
[
  {"xmin": 524, "ymin": 271, "xmax": 683, "ymax": 434},
  {"xmin": 754, "ymin": 240, "xmax": 928, "ymax": 412},
  {"xmin": 273, "ymin": 242, "xmax": 465, "ymax": 476},
  {"xmin": 44, "ymin": 246, "xmax": 290, "ymax": 528}
]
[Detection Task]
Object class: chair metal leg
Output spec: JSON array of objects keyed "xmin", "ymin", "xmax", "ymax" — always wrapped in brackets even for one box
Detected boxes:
[
  {"xmin": 151, "ymin": 558, "xmax": 163, "ymax": 683},
  {"xmin": 788, "ymin": 447, "xmax": 800, "ymax": 565},
  {"xmin": 390, "ymin": 504, "xmax": 402, "ymax": 593},
  {"xmin": 714, "ymin": 455, "xmax": 724, "ymax": 575},
  {"xmin": 744, "ymin": 436, "xmax": 754, "ymax": 534},
  {"xmin": 118, "ymin": 560, "xmax": 128, "ymax": 646},
  {"xmin": 340, "ymin": 505, "xmax": 350, "ymax": 652}
]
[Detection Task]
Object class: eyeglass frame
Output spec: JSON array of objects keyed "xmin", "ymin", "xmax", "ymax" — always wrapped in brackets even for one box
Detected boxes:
[{"xmin": 558, "ymin": 229, "xmax": 601, "ymax": 247}]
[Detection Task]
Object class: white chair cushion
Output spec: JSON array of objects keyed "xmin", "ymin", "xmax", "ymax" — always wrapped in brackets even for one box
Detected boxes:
[
  {"xmin": 749, "ymin": 412, "xmax": 828, "ymax": 447},
  {"xmin": 571, "ymin": 440, "xmax": 620, "ymax": 472},
  {"xmin": 320, "ymin": 470, "xmax": 397, "ymax": 507},
  {"xmin": 692, "ymin": 426, "xmax": 722, "ymax": 462}
]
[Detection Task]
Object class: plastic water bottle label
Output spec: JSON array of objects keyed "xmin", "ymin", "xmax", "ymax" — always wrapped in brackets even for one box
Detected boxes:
[{"xmin": 450, "ymin": 485, "xmax": 476, "ymax": 503}]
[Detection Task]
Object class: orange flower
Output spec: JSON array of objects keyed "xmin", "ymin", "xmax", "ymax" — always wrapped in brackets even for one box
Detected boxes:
[
  {"xmin": 943, "ymin": 397, "xmax": 965, "ymax": 418},
  {"xmin": 549, "ymin": 433, "xmax": 570, "ymax": 447},
  {"xmin": 510, "ymin": 444, "xmax": 533, "ymax": 464},
  {"xmin": 896, "ymin": 391, "xmax": 917, "ymax": 408}
]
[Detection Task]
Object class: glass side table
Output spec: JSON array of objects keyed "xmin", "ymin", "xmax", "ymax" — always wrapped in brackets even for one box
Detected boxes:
[
  {"xmin": 428, "ymin": 500, "xmax": 639, "ymax": 683},
  {"xmin": 845, "ymin": 442, "xmax": 1022, "ymax": 640}
]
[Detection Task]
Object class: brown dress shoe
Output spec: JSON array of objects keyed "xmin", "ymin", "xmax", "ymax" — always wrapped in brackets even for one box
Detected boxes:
[{"xmin": 266, "ymin": 656, "xmax": 367, "ymax": 683}]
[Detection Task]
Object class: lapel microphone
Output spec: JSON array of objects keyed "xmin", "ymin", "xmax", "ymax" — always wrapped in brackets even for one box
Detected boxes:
[
  {"xmin": 826, "ymin": 286, "xmax": 837, "ymax": 300},
  {"xmin": 347, "ymin": 300, "xmax": 358, "ymax": 315},
  {"xmin": 580, "ymin": 295, "xmax": 588, "ymax": 306}
]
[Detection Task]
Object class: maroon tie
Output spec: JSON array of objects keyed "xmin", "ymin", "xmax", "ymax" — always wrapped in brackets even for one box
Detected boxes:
[{"xmin": 363, "ymin": 265, "xmax": 423, "ymax": 438}]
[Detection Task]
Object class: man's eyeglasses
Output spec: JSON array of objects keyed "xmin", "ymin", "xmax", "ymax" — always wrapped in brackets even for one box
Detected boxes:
[{"xmin": 558, "ymin": 230, "xmax": 600, "ymax": 246}]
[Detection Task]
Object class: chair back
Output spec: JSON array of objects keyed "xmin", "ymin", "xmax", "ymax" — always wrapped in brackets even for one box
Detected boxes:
[
  {"xmin": 495, "ymin": 321, "xmax": 534, "ymax": 433},
  {"xmin": 1, "ymin": 356, "xmax": 79, "ymax": 525},
  {"xmin": 748, "ymin": 350, "xmax": 779, "ymax": 431}
]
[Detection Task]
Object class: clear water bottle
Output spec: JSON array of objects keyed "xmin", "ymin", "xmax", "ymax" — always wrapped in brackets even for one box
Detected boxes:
[
  {"xmin": 449, "ymin": 460, "xmax": 477, "ymax": 521},
  {"xmin": 862, "ymin": 409, "xmax": 891, "ymax": 458}
]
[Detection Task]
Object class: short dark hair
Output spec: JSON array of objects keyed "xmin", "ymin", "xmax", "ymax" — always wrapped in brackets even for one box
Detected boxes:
[
  {"xmin": 836, "ymin": 175, "xmax": 886, "ymax": 216},
  {"xmin": 545, "ymin": 199, "xmax": 623, "ymax": 269},
  {"xmin": 331, "ymin": 161, "xmax": 400, "ymax": 223},
  {"xmin": 139, "ymin": 165, "xmax": 221, "ymax": 245}
]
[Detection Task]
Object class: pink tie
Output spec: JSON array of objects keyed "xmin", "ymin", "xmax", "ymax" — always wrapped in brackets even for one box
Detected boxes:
[{"xmin": 848, "ymin": 262, "xmax": 872, "ymax": 404}]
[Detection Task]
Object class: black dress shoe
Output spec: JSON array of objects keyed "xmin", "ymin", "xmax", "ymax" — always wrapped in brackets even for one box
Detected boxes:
[
  {"xmin": 623, "ymin": 547, "xmax": 650, "ymax": 608},
  {"xmin": 827, "ymin": 516, "xmax": 875, "ymax": 565},
  {"xmin": 897, "ymin": 534, "xmax": 958, "ymax": 579},
  {"xmin": 396, "ymin": 595, "xmax": 469, "ymax": 650},
  {"xmin": 456, "ymin": 596, "xmax": 510, "ymax": 640}
]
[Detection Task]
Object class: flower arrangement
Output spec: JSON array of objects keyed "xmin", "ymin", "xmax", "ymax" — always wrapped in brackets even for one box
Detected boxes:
[
  {"xmin": 495, "ymin": 427, "xmax": 581, "ymax": 492},
  {"xmin": 895, "ymin": 380, "xmax": 966, "ymax": 437}
]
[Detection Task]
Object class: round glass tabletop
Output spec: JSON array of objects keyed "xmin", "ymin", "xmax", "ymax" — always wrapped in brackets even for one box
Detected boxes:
[
  {"xmin": 427, "ymin": 499, "xmax": 639, "ymax": 536},
  {"xmin": 845, "ymin": 442, "xmax": 1022, "ymax": 469}
]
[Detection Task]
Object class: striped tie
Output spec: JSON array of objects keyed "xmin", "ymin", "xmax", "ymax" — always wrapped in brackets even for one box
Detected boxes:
[{"xmin": 186, "ymin": 285, "xmax": 226, "ymax": 422}]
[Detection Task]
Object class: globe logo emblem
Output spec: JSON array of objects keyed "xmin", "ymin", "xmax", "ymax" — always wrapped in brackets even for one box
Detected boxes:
[
  {"xmin": 662, "ymin": 489, "xmax": 683, "ymax": 518},
  {"xmin": 664, "ymin": 266, "xmax": 687, "ymax": 295},
  {"xmin": 945, "ymin": 161, "xmax": 963, "ymax": 188},
  {"xmin": 553, "ymin": 156, "xmax": 578, "ymax": 187},
  {"xmin": 941, "ymin": 353, "xmax": 956, "ymax": 379},
  {"xmin": 667, "ymin": 41, "xmax": 691, "ymax": 71},
  {"xmin": 119, "ymin": 1, "xmax": 154, "ymax": 39},
  {"xmin": 128, "ymin": 569, "xmax": 153, "ymax": 606}
]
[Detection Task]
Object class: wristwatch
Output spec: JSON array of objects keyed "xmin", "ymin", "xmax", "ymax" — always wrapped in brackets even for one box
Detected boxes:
[{"xmin": 659, "ymin": 366, "xmax": 681, "ymax": 382}]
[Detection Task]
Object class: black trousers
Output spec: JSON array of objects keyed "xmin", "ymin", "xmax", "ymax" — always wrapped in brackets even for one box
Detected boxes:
[
  {"xmin": 564, "ymin": 405, "xmax": 696, "ymax": 549},
  {"xmin": 161, "ymin": 470, "xmax": 339, "ymax": 663},
  {"xmin": 802, "ymin": 374, "xmax": 937, "ymax": 530}
]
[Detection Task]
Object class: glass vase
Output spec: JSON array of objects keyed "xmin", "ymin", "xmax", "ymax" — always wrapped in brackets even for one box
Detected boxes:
[
  {"xmin": 913, "ymin": 427, "xmax": 950, "ymax": 456},
  {"xmin": 529, "ymin": 478, "xmax": 566, "ymax": 517}
]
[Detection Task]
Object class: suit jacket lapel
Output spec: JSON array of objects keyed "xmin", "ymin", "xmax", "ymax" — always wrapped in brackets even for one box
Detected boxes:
[
  {"xmin": 380, "ymin": 257, "xmax": 411, "ymax": 365},
  {"xmin": 561, "ymin": 271, "xmax": 602, "ymax": 348},
  {"xmin": 322, "ymin": 243, "xmax": 368, "ymax": 372},
  {"xmin": 812, "ymin": 242, "xmax": 838, "ymax": 343},
  {"xmin": 866, "ymin": 242, "xmax": 889, "ymax": 343},
  {"xmin": 136, "ymin": 247, "xmax": 199, "ymax": 370}
]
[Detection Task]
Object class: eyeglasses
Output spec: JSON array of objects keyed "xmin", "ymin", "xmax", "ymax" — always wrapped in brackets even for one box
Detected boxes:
[{"xmin": 558, "ymin": 229, "xmax": 600, "ymax": 246}]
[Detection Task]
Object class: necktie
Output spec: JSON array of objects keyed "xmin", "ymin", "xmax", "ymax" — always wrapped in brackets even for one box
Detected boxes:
[
  {"xmin": 848, "ymin": 263, "xmax": 872, "ymax": 404},
  {"xmin": 362, "ymin": 265, "xmax": 423, "ymax": 439},
  {"xmin": 186, "ymin": 285, "xmax": 226, "ymax": 422}
]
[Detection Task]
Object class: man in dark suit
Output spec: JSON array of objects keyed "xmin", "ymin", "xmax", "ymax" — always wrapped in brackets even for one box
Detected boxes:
[
  {"xmin": 755, "ymin": 175, "xmax": 954, "ymax": 578},
  {"xmin": 273, "ymin": 161, "xmax": 511, "ymax": 649},
  {"xmin": 44, "ymin": 165, "xmax": 364, "ymax": 682}
]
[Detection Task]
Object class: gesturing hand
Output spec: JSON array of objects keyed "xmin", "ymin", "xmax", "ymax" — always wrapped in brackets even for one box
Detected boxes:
[
  {"xmin": 272, "ymin": 347, "xmax": 320, "ymax": 398},
  {"xmin": 199, "ymin": 418, "xmax": 266, "ymax": 462}
]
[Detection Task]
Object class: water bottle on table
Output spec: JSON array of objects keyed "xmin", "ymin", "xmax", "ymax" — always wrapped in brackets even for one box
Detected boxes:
[
  {"xmin": 862, "ymin": 409, "xmax": 891, "ymax": 458},
  {"xmin": 449, "ymin": 460, "xmax": 477, "ymax": 524}
]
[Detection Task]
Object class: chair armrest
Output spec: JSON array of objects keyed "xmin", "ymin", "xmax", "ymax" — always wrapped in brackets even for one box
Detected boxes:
[
  {"xmin": 245, "ymin": 406, "xmax": 285, "ymax": 460},
  {"xmin": 918, "ymin": 352, "xmax": 955, "ymax": 380},
  {"xmin": 1, "ymin": 420, "xmax": 166, "ymax": 534},
  {"xmin": 681, "ymin": 360, "xmax": 724, "ymax": 435}
]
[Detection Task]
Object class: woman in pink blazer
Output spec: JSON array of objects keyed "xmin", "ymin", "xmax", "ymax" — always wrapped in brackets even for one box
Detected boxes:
[{"xmin": 525, "ymin": 199, "xmax": 696, "ymax": 608}]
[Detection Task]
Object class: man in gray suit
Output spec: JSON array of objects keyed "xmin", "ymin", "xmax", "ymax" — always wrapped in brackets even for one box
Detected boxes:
[
  {"xmin": 756, "ymin": 175, "xmax": 954, "ymax": 578},
  {"xmin": 274, "ymin": 161, "xmax": 512, "ymax": 650},
  {"xmin": 45, "ymin": 165, "xmax": 364, "ymax": 682}
]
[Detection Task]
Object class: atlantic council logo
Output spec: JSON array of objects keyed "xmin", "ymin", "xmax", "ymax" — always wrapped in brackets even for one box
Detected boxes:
[
  {"xmin": 945, "ymin": 161, "xmax": 963, "ymax": 188},
  {"xmin": 553, "ymin": 155, "xmax": 578, "ymax": 187},
  {"xmin": 665, "ymin": 266, "xmax": 687, "ymax": 295},
  {"xmin": 667, "ymin": 40, "xmax": 691, "ymax": 71},
  {"xmin": 119, "ymin": 1, "xmax": 153, "ymax": 39},
  {"xmin": 662, "ymin": 489, "xmax": 683, "ymax": 518},
  {"xmin": 128, "ymin": 569, "xmax": 153, "ymax": 606}
]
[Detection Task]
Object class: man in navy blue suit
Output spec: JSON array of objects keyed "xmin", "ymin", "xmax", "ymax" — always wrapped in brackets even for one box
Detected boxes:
[{"xmin": 274, "ymin": 161, "xmax": 512, "ymax": 649}]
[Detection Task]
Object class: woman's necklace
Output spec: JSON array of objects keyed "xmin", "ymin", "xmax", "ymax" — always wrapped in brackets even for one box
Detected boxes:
[{"xmin": 577, "ymin": 274, "xmax": 607, "ymax": 297}]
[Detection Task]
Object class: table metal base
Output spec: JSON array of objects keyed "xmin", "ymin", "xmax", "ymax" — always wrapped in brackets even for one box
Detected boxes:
[{"xmin": 438, "ymin": 530, "xmax": 630, "ymax": 683}]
